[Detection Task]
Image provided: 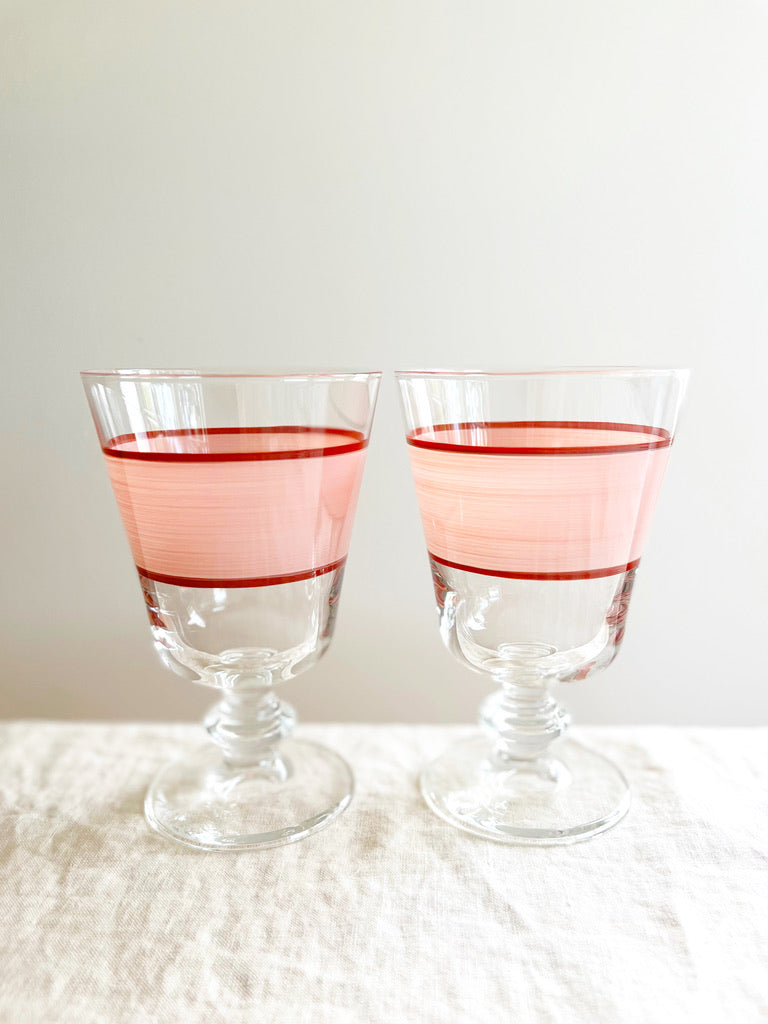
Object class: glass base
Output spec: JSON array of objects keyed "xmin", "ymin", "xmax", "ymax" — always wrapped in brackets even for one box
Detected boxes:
[
  {"xmin": 145, "ymin": 739, "xmax": 353, "ymax": 851},
  {"xmin": 420, "ymin": 735, "xmax": 630, "ymax": 845}
]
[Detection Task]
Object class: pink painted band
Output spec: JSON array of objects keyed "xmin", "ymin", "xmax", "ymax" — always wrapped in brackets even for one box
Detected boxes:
[
  {"xmin": 408, "ymin": 421, "xmax": 671, "ymax": 576},
  {"xmin": 105, "ymin": 427, "xmax": 367, "ymax": 580}
]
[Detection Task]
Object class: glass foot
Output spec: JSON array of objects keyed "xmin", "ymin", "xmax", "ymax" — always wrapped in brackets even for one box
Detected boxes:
[
  {"xmin": 145, "ymin": 739, "xmax": 353, "ymax": 851},
  {"xmin": 420, "ymin": 735, "xmax": 630, "ymax": 845}
]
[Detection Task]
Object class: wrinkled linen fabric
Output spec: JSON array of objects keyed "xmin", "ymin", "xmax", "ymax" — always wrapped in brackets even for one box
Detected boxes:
[{"xmin": 0, "ymin": 723, "xmax": 766, "ymax": 1024}]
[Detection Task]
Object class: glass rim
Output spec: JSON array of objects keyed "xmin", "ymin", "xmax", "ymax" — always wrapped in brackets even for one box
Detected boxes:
[
  {"xmin": 80, "ymin": 368, "xmax": 382, "ymax": 381},
  {"xmin": 394, "ymin": 366, "xmax": 689, "ymax": 379}
]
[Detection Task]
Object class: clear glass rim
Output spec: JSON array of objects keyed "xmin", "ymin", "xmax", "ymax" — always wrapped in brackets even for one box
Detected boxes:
[
  {"xmin": 80, "ymin": 368, "xmax": 382, "ymax": 381},
  {"xmin": 395, "ymin": 366, "xmax": 689, "ymax": 380}
]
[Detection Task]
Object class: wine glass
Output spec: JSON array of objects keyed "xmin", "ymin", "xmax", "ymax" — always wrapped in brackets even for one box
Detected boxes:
[
  {"xmin": 397, "ymin": 368, "xmax": 688, "ymax": 844},
  {"xmin": 82, "ymin": 369, "xmax": 380, "ymax": 851}
]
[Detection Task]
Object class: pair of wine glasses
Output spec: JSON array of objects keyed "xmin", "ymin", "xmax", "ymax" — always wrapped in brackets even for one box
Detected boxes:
[{"xmin": 82, "ymin": 367, "xmax": 687, "ymax": 851}]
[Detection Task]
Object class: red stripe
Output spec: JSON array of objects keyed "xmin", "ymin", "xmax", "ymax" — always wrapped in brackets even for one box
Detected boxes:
[
  {"xmin": 430, "ymin": 553, "xmax": 640, "ymax": 582},
  {"xmin": 137, "ymin": 557, "xmax": 346, "ymax": 589},
  {"xmin": 407, "ymin": 420, "xmax": 671, "ymax": 456},
  {"xmin": 104, "ymin": 426, "xmax": 367, "ymax": 462}
]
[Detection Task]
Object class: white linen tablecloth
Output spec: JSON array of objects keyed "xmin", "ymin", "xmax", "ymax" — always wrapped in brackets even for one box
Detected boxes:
[{"xmin": 0, "ymin": 722, "xmax": 766, "ymax": 1023}]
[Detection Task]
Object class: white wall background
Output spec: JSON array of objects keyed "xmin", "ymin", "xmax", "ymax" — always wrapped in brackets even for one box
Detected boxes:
[{"xmin": 2, "ymin": 0, "xmax": 766, "ymax": 725}]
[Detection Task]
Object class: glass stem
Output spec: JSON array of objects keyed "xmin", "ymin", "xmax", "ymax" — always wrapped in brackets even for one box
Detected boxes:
[
  {"xmin": 481, "ymin": 675, "xmax": 570, "ymax": 765},
  {"xmin": 204, "ymin": 684, "xmax": 296, "ymax": 770}
]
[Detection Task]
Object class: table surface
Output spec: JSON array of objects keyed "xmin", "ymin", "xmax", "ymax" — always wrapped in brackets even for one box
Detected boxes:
[{"xmin": 1, "ymin": 722, "xmax": 766, "ymax": 1024}]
